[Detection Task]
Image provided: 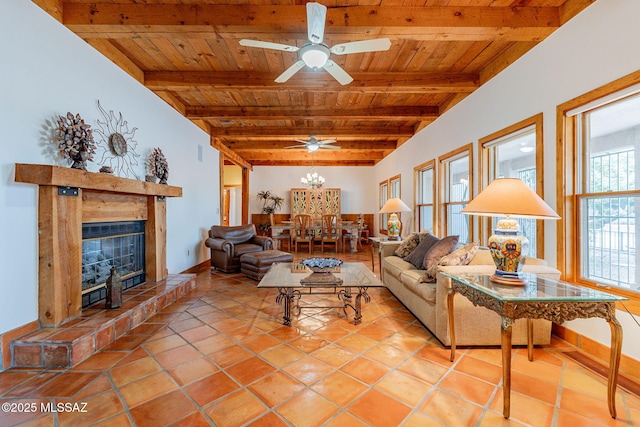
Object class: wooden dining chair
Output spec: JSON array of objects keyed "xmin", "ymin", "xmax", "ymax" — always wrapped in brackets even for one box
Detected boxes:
[
  {"xmin": 269, "ymin": 213, "xmax": 291, "ymax": 252},
  {"xmin": 293, "ymin": 214, "xmax": 313, "ymax": 254},
  {"xmin": 321, "ymin": 214, "xmax": 339, "ymax": 253}
]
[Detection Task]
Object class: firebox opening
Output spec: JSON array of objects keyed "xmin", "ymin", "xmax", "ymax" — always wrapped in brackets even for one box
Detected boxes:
[{"xmin": 82, "ymin": 221, "xmax": 146, "ymax": 308}]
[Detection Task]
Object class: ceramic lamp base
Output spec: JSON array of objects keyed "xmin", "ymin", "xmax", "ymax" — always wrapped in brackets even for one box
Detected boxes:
[
  {"xmin": 387, "ymin": 213, "xmax": 402, "ymax": 241},
  {"xmin": 488, "ymin": 218, "xmax": 529, "ymax": 280}
]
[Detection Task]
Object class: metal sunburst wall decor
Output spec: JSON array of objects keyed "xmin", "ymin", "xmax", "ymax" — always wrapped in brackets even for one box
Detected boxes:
[{"xmin": 94, "ymin": 100, "xmax": 140, "ymax": 178}]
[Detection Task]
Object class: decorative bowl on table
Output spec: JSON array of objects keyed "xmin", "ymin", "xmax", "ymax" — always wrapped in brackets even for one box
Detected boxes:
[{"xmin": 300, "ymin": 257, "xmax": 343, "ymax": 273}]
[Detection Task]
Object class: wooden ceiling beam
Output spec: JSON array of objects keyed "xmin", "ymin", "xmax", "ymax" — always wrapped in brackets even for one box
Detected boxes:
[
  {"xmin": 249, "ymin": 159, "xmax": 377, "ymax": 166},
  {"xmin": 186, "ymin": 106, "xmax": 438, "ymax": 121},
  {"xmin": 69, "ymin": 29, "xmax": 556, "ymax": 43},
  {"xmin": 226, "ymin": 140, "xmax": 398, "ymax": 150},
  {"xmin": 210, "ymin": 125, "xmax": 415, "ymax": 138},
  {"xmin": 63, "ymin": 4, "xmax": 560, "ymax": 41},
  {"xmin": 145, "ymin": 71, "xmax": 478, "ymax": 94},
  {"xmin": 209, "ymin": 136, "xmax": 252, "ymax": 170}
]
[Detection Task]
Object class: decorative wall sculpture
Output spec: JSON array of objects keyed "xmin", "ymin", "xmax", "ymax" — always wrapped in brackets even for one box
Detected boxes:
[{"xmin": 94, "ymin": 100, "xmax": 140, "ymax": 178}]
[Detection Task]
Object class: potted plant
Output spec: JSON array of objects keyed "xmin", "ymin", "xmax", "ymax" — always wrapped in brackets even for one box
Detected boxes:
[{"xmin": 256, "ymin": 190, "xmax": 284, "ymax": 234}]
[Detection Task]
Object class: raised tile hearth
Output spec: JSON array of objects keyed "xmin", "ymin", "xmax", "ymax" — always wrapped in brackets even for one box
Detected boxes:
[{"xmin": 11, "ymin": 274, "xmax": 196, "ymax": 369}]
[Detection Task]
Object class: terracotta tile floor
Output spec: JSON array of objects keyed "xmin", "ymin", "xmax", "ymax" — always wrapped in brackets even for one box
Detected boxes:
[{"xmin": 1, "ymin": 248, "xmax": 639, "ymax": 426}]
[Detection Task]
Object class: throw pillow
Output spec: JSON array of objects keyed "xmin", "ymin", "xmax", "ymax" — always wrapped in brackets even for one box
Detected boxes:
[
  {"xmin": 393, "ymin": 230, "xmax": 433, "ymax": 258},
  {"xmin": 394, "ymin": 233, "xmax": 420, "ymax": 258},
  {"xmin": 404, "ymin": 233, "xmax": 440, "ymax": 269},
  {"xmin": 439, "ymin": 241, "xmax": 479, "ymax": 267},
  {"xmin": 420, "ymin": 235, "xmax": 459, "ymax": 281}
]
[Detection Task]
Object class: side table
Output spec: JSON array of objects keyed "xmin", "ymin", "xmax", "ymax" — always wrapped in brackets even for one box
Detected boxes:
[
  {"xmin": 368, "ymin": 236, "xmax": 398, "ymax": 280},
  {"xmin": 442, "ymin": 272, "xmax": 626, "ymax": 420}
]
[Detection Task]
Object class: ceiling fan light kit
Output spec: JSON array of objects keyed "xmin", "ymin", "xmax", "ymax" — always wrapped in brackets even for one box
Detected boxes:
[
  {"xmin": 300, "ymin": 44, "xmax": 330, "ymax": 69},
  {"xmin": 240, "ymin": 2, "xmax": 391, "ymax": 86},
  {"xmin": 285, "ymin": 135, "xmax": 340, "ymax": 152}
]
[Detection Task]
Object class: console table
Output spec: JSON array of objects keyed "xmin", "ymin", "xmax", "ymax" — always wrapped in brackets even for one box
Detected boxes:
[{"xmin": 442, "ymin": 272, "xmax": 626, "ymax": 419}]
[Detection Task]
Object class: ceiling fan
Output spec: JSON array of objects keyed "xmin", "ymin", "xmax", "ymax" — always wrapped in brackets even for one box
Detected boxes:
[
  {"xmin": 239, "ymin": 2, "xmax": 391, "ymax": 85},
  {"xmin": 285, "ymin": 135, "xmax": 340, "ymax": 152}
]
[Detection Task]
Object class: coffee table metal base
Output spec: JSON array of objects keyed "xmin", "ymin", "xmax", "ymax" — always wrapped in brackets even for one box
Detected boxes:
[{"xmin": 275, "ymin": 286, "xmax": 371, "ymax": 326}]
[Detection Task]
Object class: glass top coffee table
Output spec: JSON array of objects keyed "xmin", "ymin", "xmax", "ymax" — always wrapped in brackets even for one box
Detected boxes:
[
  {"xmin": 257, "ymin": 262, "xmax": 383, "ymax": 326},
  {"xmin": 442, "ymin": 272, "xmax": 626, "ymax": 419}
]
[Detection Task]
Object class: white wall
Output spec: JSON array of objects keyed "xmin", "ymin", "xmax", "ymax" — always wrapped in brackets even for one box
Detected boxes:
[
  {"xmin": 373, "ymin": 0, "xmax": 640, "ymax": 360},
  {"xmin": 249, "ymin": 165, "xmax": 377, "ymax": 217},
  {"xmin": 0, "ymin": 2, "xmax": 220, "ymax": 335}
]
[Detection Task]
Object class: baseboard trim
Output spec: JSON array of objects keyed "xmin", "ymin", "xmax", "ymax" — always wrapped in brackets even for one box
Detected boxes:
[
  {"xmin": 553, "ymin": 323, "xmax": 640, "ymax": 398},
  {"xmin": 181, "ymin": 259, "xmax": 210, "ymax": 274}
]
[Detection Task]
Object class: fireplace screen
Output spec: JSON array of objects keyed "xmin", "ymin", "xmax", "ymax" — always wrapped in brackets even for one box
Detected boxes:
[{"xmin": 82, "ymin": 221, "xmax": 146, "ymax": 307}]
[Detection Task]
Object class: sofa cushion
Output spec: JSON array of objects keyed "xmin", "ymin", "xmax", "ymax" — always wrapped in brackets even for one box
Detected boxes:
[
  {"xmin": 383, "ymin": 254, "xmax": 415, "ymax": 281},
  {"xmin": 234, "ymin": 243, "xmax": 265, "ymax": 257},
  {"xmin": 401, "ymin": 270, "xmax": 437, "ymax": 304},
  {"xmin": 421, "ymin": 235, "xmax": 459, "ymax": 281},
  {"xmin": 404, "ymin": 234, "xmax": 440, "ymax": 269}
]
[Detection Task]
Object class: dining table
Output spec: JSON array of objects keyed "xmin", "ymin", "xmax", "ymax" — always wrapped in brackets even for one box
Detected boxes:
[{"xmin": 271, "ymin": 220, "xmax": 361, "ymax": 253}]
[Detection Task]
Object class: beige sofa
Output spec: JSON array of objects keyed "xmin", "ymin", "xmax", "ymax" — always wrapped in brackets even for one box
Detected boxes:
[{"xmin": 381, "ymin": 242, "xmax": 561, "ymax": 346}]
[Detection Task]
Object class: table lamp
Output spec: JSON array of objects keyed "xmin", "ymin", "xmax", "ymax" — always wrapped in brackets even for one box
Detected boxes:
[
  {"xmin": 461, "ymin": 178, "xmax": 559, "ymax": 284},
  {"xmin": 379, "ymin": 198, "xmax": 412, "ymax": 240}
]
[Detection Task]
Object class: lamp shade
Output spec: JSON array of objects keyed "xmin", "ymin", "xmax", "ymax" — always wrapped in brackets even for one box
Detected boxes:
[
  {"xmin": 379, "ymin": 198, "xmax": 412, "ymax": 214},
  {"xmin": 460, "ymin": 178, "xmax": 559, "ymax": 220},
  {"xmin": 461, "ymin": 178, "xmax": 559, "ymax": 283},
  {"xmin": 379, "ymin": 198, "xmax": 411, "ymax": 241}
]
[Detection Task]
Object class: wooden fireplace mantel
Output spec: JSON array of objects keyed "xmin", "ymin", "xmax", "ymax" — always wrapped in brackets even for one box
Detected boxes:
[
  {"xmin": 15, "ymin": 163, "xmax": 182, "ymax": 197},
  {"xmin": 15, "ymin": 164, "xmax": 183, "ymax": 327}
]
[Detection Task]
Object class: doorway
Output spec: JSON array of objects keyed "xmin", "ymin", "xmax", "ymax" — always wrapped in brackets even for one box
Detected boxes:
[{"xmin": 221, "ymin": 159, "xmax": 247, "ymax": 226}]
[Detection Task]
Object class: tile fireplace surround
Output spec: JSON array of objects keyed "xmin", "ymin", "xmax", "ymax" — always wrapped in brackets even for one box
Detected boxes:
[{"xmin": 7, "ymin": 164, "xmax": 185, "ymax": 368}]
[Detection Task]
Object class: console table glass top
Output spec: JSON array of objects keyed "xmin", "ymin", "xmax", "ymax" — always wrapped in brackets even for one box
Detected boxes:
[
  {"xmin": 446, "ymin": 273, "xmax": 625, "ymax": 304},
  {"xmin": 441, "ymin": 272, "xmax": 626, "ymax": 420}
]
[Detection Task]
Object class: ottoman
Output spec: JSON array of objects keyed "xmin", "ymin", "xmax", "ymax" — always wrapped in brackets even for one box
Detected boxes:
[{"xmin": 240, "ymin": 250, "xmax": 294, "ymax": 281}]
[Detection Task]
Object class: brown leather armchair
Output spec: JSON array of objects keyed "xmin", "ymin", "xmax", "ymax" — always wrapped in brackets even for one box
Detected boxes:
[{"xmin": 205, "ymin": 224, "xmax": 274, "ymax": 273}]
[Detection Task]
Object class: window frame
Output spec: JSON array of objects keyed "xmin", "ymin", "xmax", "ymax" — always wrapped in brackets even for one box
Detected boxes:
[
  {"xmin": 379, "ymin": 175, "xmax": 401, "ymax": 235},
  {"xmin": 558, "ymin": 70, "xmax": 640, "ymax": 314},
  {"xmin": 479, "ymin": 113, "xmax": 545, "ymax": 258},
  {"xmin": 438, "ymin": 144, "xmax": 473, "ymax": 241},
  {"xmin": 414, "ymin": 160, "xmax": 436, "ymax": 234},
  {"xmin": 379, "ymin": 179, "xmax": 389, "ymax": 234}
]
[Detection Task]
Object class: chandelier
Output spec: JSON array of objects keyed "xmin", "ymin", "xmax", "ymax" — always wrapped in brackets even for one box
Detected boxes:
[{"xmin": 301, "ymin": 153, "xmax": 325, "ymax": 188}]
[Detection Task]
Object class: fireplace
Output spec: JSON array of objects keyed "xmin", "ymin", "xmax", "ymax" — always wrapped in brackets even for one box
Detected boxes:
[
  {"xmin": 15, "ymin": 164, "xmax": 182, "ymax": 327},
  {"xmin": 82, "ymin": 221, "xmax": 146, "ymax": 307}
]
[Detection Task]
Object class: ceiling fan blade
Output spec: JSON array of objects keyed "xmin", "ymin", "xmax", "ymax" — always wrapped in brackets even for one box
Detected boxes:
[
  {"xmin": 330, "ymin": 38, "xmax": 392, "ymax": 55},
  {"xmin": 294, "ymin": 139, "xmax": 310, "ymax": 144},
  {"xmin": 240, "ymin": 39, "xmax": 299, "ymax": 52},
  {"xmin": 275, "ymin": 60, "xmax": 305, "ymax": 83},
  {"xmin": 319, "ymin": 144, "xmax": 341, "ymax": 149},
  {"xmin": 323, "ymin": 60, "xmax": 353, "ymax": 85},
  {"xmin": 284, "ymin": 144, "xmax": 308, "ymax": 149},
  {"xmin": 318, "ymin": 139, "xmax": 338, "ymax": 145},
  {"xmin": 306, "ymin": 2, "xmax": 327, "ymax": 44}
]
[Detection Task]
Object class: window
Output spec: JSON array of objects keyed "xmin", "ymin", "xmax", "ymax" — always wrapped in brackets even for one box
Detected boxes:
[
  {"xmin": 479, "ymin": 114, "xmax": 544, "ymax": 258},
  {"xmin": 379, "ymin": 175, "xmax": 401, "ymax": 234},
  {"xmin": 559, "ymin": 70, "xmax": 640, "ymax": 313},
  {"xmin": 415, "ymin": 160, "xmax": 435, "ymax": 233},
  {"xmin": 439, "ymin": 144, "xmax": 472, "ymax": 243},
  {"xmin": 379, "ymin": 179, "xmax": 388, "ymax": 234}
]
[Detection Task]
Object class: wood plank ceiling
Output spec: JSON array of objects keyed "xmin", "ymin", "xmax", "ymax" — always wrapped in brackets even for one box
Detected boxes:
[{"xmin": 34, "ymin": 0, "xmax": 593, "ymax": 168}]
